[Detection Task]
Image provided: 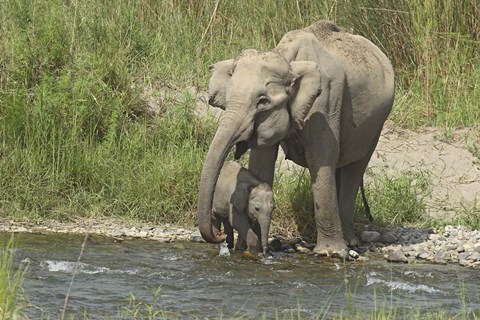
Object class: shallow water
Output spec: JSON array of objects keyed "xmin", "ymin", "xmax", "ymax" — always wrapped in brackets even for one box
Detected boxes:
[{"xmin": 3, "ymin": 232, "xmax": 480, "ymax": 319}]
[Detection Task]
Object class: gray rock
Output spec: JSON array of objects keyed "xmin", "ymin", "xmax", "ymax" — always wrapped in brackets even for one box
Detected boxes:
[
  {"xmin": 13, "ymin": 226, "xmax": 29, "ymax": 233},
  {"xmin": 387, "ymin": 250, "xmax": 408, "ymax": 263},
  {"xmin": 111, "ymin": 229, "xmax": 126, "ymax": 238},
  {"xmin": 137, "ymin": 231, "xmax": 148, "ymax": 238},
  {"xmin": 468, "ymin": 252, "xmax": 480, "ymax": 262},
  {"xmin": 419, "ymin": 233, "xmax": 429, "ymax": 241},
  {"xmin": 348, "ymin": 250, "xmax": 359, "ymax": 259},
  {"xmin": 459, "ymin": 259, "xmax": 471, "ymax": 267},
  {"xmin": 380, "ymin": 233, "xmax": 397, "ymax": 244},
  {"xmin": 458, "ymin": 252, "xmax": 471, "ymax": 260},
  {"xmin": 445, "ymin": 244, "xmax": 457, "ymax": 251},
  {"xmin": 269, "ymin": 238, "xmax": 283, "ymax": 251},
  {"xmin": 428, "ymin": 234, "xmax": 438, "ymax": 241},
  {"xmin": 418, "ymin": 252, "xmax": 429, "ymax": 259},
  {"xmin": 190, "ymin": 230, "xmax": 204, "ymax": 243},
  {"xmin": 456, "ymin": 245, "xmax": 465, "ymax": 253},
  {"xmin": 447, "ymin": 251, "xmax": 459, "ymax": 261},
  {"xmin": 433, "ymin": 253, "xmax": 447, "ymax": 264},
  {"xmin": 361, "ymin": 231, "xmax": 381, "ymax": 243},
  {"xmin": 295, "ymin": 243, "xmax": 311, "ymax": 254}
]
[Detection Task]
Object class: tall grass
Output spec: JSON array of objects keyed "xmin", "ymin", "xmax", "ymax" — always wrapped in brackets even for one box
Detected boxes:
[
  {"xmin": 0, "ymin": 0, "xmax": 479, "ymax": 224},
  {"xmin": 0, "ymin": 237, "xmax": 27, "ymax": 319}
]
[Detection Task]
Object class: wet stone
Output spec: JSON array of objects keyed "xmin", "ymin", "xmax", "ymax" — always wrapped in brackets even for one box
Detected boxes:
[
  {"xmin": 190, "ymin": 230, "xmax": 204, "ymax": 243},
  {"xmin": 269, "ymin": 238, "xmax": 283, "ymax": 251},
  {"xmin": 348, "ymin": 250, "xmax": 359, "ymax": 259},
  {"xmin": 387, "ymin": 250, "xmax": 408, "ymax": 263},
  {"xmin": 294, "ymin": 243, "xmax": 311, "ymax": 254}
]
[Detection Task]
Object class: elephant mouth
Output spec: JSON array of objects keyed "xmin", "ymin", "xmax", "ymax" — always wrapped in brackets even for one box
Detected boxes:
[{"xmin": 234, "ymin": 140, "xmax": 250, "ymax": 160}]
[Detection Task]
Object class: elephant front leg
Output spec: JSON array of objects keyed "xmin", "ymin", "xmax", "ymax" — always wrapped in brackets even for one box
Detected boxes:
[
  {"xmin": 229, "ymin": 208, "xmax": 261, "ymax": 253},
  {"xmin": 248, "ymin": 145, "xmax": 279, "ymax": 187},
  {"xmin": 311, "ymin": 167, "xmax": 349, "ymax": 259}
]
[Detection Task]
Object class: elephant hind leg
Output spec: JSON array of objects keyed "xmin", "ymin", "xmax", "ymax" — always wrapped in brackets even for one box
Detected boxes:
[
  {"xmin": 337, "ymin": 162, "xmax": 364, "ymax": 247},
  {"xmin": 223, "ymin": 219, "xmax": 235, "ymax": 249},
  {"xmin": 337, "ymin": 133, "xmax": 380, "ymax": 247}
]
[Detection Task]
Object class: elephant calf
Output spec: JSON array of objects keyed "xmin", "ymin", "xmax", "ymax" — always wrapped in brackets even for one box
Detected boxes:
[{"xmin": 212, "ymin": 161, "xmax": 275, "ymax": 255}]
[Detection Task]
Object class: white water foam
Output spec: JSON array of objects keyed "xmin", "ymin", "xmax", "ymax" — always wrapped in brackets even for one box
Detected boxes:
[
  {"xmin": 40, "ymin": 260, "xmax": 139, "ymax": 275},
  {"xmin": 366, "ymin": 273, "xmax": 442, "ymax": 294}
]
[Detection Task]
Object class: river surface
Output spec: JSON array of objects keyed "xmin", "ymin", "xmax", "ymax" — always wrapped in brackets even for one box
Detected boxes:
[{"xmin": 3, "ymin": 232, "xmax": 480, "ymax": 319}]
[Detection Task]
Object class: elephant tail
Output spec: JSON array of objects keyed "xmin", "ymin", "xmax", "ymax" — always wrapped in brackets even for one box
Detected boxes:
[{"xmin": 360, "ymin": 179, "xmax": 373, "ymax": 223}]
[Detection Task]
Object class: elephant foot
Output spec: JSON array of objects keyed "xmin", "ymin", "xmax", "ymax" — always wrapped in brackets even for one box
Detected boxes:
[
  {"xmin": 313, "ymin": 240, "xmax": 349, "ymax": 260},
  {"xmin": 343, "ymin": 231, "xmax": 359, "ymax": 247},
  {"xmin": 241, "ymin": 250, "xmax": 262, "ymax": 261}
]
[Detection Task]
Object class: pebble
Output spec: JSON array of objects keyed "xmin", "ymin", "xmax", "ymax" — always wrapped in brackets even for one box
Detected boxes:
[
  {"xmin": 295, "ymin": 244, "xmax": 311, "ymax": 254},
  {"xmin": 348, "ymin": 250, "xmax": 359, "ymax": 259},
  {"xmin": 380, "ymin": 225, "xmax": 480, "ymax": 268}
]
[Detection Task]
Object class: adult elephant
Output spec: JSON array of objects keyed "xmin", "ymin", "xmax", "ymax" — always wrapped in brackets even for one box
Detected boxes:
[{"xmin": 197, "ymin": 20, "xmax": 394, "ymax": 258}]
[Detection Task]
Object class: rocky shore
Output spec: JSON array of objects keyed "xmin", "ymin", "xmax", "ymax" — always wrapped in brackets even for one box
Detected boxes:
[
  {"xmin": 0, "ymin": 218, "xmax": 198, "ymax": 243},
  {"xmin": 1, "ymin": 218, "xmax": 479, "ymax": 268}
]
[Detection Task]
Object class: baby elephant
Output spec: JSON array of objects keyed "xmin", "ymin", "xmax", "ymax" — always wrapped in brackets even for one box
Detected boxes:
[{"xmin": 212, "ymin": 161, "xmax": 275, "ymax": 255}]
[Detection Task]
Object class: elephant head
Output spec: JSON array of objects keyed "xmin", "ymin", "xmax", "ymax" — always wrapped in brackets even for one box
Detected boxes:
[
  {"xmin": 232, "ymin": 182, "xmax": 275, "ymax": 255},
  {"xmin": 197, "ymin": 49, "xmax": 321, "ymax": 244}
]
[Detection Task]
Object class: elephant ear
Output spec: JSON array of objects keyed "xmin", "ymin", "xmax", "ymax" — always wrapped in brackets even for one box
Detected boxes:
[
  {"xmin": 208, "ymin": 59, "xmax": 234, "ymax": 110},
  {"xmin": 230, "ymin": 182, "xmax": 251, "ymax": 214},
  {"xmin": 289, "ymin": 61, "xmax": 322, "ymax": 130}
]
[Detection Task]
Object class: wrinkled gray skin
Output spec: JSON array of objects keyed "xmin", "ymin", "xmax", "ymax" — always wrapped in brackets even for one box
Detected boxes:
[
  {"xmin": 197, "ymin": 21, "xmax": 395, "ymax": 258},
  {"xmin": 212, "ymin": 161, "xmax": 274, "ymax": 255}
]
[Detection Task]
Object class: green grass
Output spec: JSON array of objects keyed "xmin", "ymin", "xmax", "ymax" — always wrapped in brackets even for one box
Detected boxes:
[
  {"xmin": 0, "ymin": 236, "xmax": 27, "ymax": 319},
  {"xmin": 360, "ymin": 170, "xmax": 431, "ymax": 227},
  {"xmin": 0, "ymin": 0, "xmax": 479, "ymax": 228},
  {"xmin": 117, "ymin": 285, "xmax": 479, "ymax": 320}
]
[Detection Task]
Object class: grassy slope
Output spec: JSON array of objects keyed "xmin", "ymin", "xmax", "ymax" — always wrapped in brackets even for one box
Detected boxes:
[{"xmin": 0, "ymin": 0, "xmax": 479, "ymax": 232}]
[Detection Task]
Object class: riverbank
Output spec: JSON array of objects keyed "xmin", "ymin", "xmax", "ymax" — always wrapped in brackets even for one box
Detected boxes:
[
  {"xmin": 0, "ymin": 218, "xmax": 197, "ymax": 243},
  {"xmin": 2, "ymin": 218, "xmax": 480, "ymax": 268}
]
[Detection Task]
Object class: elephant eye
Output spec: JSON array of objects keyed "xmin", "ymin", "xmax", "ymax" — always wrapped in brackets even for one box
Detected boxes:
[
  {"xmin": 254, "ymin": 205, "xmax": 260, "ymax": 212},
  {"xmin": 256, "ymin": 96, "xmax": 271, "ymax": 110}
]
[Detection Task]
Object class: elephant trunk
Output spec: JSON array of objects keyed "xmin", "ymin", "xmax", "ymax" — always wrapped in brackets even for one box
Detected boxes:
[
  {"xmin": 258, "ymin": 214, "xmax": 271, "ymax": 256},
  {"xmin": 197, "ymin": 109, "xmax": 247, "ymax": 244}
]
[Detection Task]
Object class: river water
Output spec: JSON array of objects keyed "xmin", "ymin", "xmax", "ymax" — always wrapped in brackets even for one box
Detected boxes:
[{"xmin": 3, "ymin": 232, "xmax": 480, "ymax": 319}]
